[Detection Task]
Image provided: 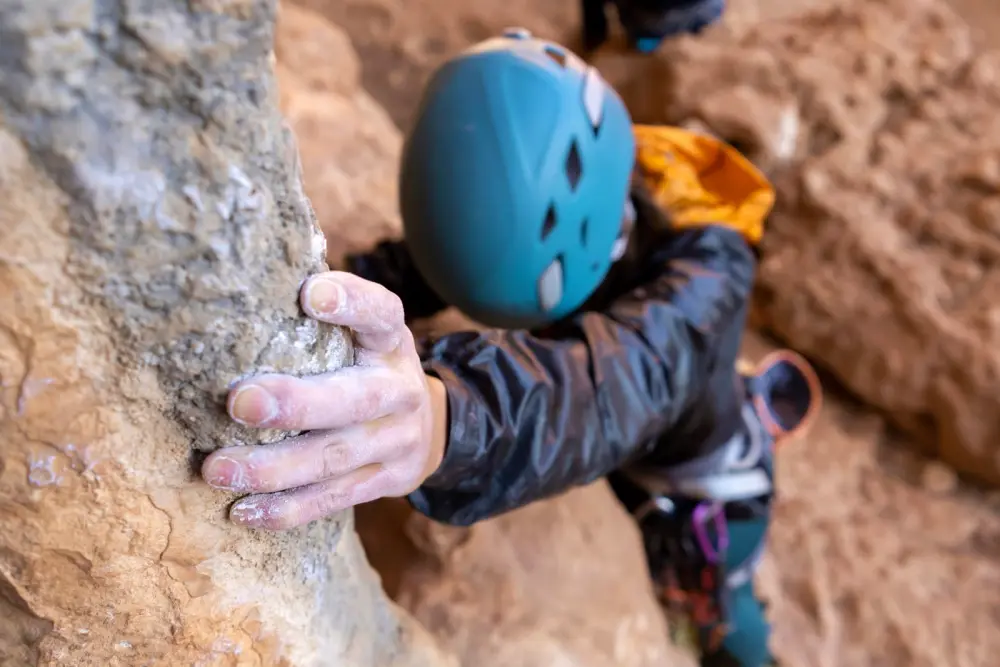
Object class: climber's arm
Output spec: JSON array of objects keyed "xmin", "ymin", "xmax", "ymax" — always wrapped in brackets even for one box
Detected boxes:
[{"xmin": 409, "ymin": 223, "xmax": 757, "ymax": 526}]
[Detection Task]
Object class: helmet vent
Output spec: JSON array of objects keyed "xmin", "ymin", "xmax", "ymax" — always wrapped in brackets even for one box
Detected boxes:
[
  {"xmin": 582, "ymin": 68, "xmax": 605, "ymax": 136},
  {"xmin": 541, "ymin": 204, "xmax": 557, "ymax": 240},
  {"xmin": 580, "ymin": 218, "xmax": 588, "ymax": 246},
  {"xmin": 565, "ymin": 140, "xmax": 583, "ymax": 191},
  {"xmin": 538, "ymin": 255, "xmax": 564, "ymax": 312},
  {"xmin": 544, "ymin": 45, "xmax": 568, "ymax": 67}
]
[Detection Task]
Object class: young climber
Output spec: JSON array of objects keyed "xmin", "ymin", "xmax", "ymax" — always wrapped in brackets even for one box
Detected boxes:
[
  {"xmin": 201, "ymin": 31, "xmax": 821, "ymax": 667},
  {"xmin": 581, "ymin": 0, "xmax": 726, "ymax": 53}
]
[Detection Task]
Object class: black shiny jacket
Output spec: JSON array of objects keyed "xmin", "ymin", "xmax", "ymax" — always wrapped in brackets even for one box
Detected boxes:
[{"xmin": 345, "ymin": 185, "xmax": 755, "ymax": 526}]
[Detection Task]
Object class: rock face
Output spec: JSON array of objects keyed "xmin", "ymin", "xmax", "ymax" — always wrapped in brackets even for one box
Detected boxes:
[
  {"xmin": 393, "ymin": 485, "xmax": 697, "ymax": 667},
  {"xmin": 0, "ymin": 1, "xmax": 450, "ymax": 665},
  {"xmin": 739, "ymin": 334, "xmax": 1000, "ymax": 667},
  {"xmin": 356, "ymin": 488, "xmax": 696, "ymax": 667},
  {"xmin": 650, "ymin": 0, "xmax": 1000, "ymax": 485}
]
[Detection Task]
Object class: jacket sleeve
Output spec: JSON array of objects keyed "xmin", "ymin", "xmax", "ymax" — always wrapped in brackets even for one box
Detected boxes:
[
  {"xmin": 343, "ymin": 240, "xmax": 449, "ymax": 321},
  {"xmin": 408, "ymin": 224, "xmax": 756, "ymax": 526}
]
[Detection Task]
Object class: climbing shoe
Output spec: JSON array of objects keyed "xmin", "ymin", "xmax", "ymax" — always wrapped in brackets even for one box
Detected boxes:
[
  {"xmin": 618, "ymin": 0, "xmax": 726, "ymax": 53},
  {"xmin": 581, "ymin": 0, "xmax": 726, "ymax": 53}
]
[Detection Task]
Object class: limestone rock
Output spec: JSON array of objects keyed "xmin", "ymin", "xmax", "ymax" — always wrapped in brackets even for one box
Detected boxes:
[
  {"xmin": 0, "ymin": 1, "xmax": 450, "ymax": 665},
  {"xmin": 648, "ymin": 0, "xmax": 1000, "ymax": 485}
]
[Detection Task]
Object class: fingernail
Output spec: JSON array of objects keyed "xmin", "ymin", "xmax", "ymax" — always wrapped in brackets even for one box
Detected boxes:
[
  {"xmin": 230, "ymin": 384, "xmax": 278, "ymax": 426},
  {"xmin": 231, "ymin": 498, "xmax": 266, "ymax": 527},
  {"xmin": 204, "ymin": 456, "xmax": 249, "ymax": 492},
  {"xmin": 305, "ymin": 277, "xmax": 346, "ymax": 317}
]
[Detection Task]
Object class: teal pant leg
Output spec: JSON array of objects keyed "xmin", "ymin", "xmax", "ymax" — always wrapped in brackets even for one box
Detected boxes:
[
  {"xmin": 711, "ymin": 581, "xmax": 772, "ymax": 667},
  {"xmin": 706, "ymin": 518, "xmax": 773, "ymax": 667}
]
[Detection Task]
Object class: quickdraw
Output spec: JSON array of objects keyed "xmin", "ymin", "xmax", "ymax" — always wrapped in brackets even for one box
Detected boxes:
[{"xmin": 638, "ymin": 497, "xmax": 733, "ymax": 655}]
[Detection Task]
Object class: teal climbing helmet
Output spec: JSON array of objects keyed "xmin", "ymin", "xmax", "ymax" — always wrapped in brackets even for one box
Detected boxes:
[{"xmin": 399, "ymin": 28, "xmax": 637, "ymax": 328}]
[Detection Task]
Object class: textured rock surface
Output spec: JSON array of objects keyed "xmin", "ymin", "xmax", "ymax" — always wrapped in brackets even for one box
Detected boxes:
[
  {"xmin": 643, "ymin": 0, "xmax": 1000, "ymax": 484},
  {"xmin": 0, "ymin": 1, "xmax": 450, "ymax": 665},
  {"xmin": 359, "ymin": 487, "xmax": 696, "ymax": 667},
  {"xmin": 740, "ymin": 334, "xmax": 1000, "ymax": 667}
]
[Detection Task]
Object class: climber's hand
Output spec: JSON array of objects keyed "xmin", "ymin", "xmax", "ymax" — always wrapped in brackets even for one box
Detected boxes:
[{"xmin": 201, "ymin": 271, "xmax": 447, "ymax": 530}]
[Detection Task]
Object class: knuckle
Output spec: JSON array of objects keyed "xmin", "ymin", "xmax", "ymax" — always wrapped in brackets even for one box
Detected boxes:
[
  {"xmin": 387, "ymin": 421, "xmax": 422, "ymax": 460},
  {"xmin": 382, "ymin": 460, "xmax": 421, "ymax": 496},
  {"xmin": 389, "ymin": 327, "xmax": 417, "ymax": 358},
  {"xmin": 399, "ymin": 382, "xmax": 424, "ymax": 412},
  {"xmin": 393, "ymin": 369, "xmax": 425, "ymax": 409},
  {"xmin": 311, "ymin": 486, "xmax": 351, "ymax": 519},
  {"xmin": 363, "ymin": 387, "xmax": 388, "ymax": 419},
  {"xmin": 375, "ymin": 464, "xmax": 404, "ymax": 493},
  {"xmin": 319, "ymin": 441, "xmax": 351, "ymax": 479},
  {"xmin": 383, "ymin": 292, "xmax": 405, "ymax": 329},
  {"xmin": 368, "ymin": 331, "xmax": 402, "ymax": 355},
  {"xmin": 399, "ymin": 325, "xmax": 416, "ymax": 347}
]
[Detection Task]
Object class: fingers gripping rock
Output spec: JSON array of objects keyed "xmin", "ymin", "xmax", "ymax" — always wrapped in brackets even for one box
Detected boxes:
[{"xmin": 302, "ymin": 272, "xmax": 406, "ymax": 353}]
